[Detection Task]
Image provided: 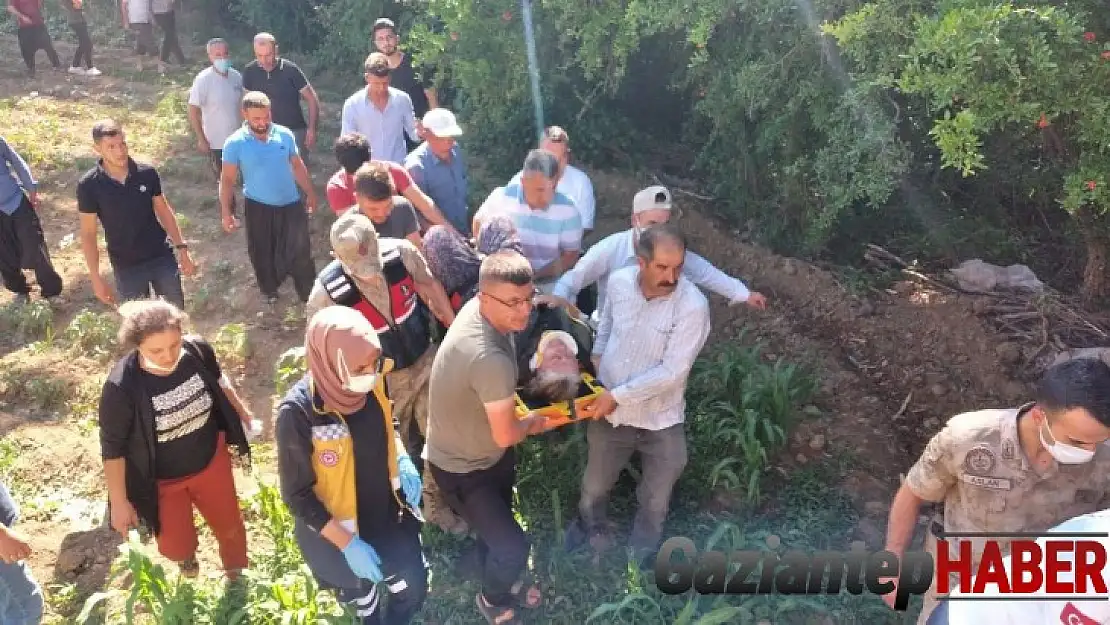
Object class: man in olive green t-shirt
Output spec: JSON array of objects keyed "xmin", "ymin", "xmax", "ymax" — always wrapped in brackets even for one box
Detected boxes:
[{"xmin": 425, "ymin": 250, "xmax": 552, "ymax": 623}]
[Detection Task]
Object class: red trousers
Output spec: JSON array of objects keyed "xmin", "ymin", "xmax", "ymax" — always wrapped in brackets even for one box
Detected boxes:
[{"xmin": 155, "ymin": 434, "xmax": 248, "ymax": 572}]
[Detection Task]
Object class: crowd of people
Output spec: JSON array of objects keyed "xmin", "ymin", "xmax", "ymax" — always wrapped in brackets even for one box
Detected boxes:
[
  {"xmin": 8, "ymin": 0, "xmax": 191, "ymax": 78},
  {"xmin": 5, "ymin": 9, "xmax": 1110, "ymax": 625},
  {"xmin": 0, "ymin": 15, "xmax": 769, "ymax": 625}
]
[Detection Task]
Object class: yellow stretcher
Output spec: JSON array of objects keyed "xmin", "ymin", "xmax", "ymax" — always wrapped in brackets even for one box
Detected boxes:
[{"xmin": 514, "ymin": 372, "xmax": 605, "ymax": 428}]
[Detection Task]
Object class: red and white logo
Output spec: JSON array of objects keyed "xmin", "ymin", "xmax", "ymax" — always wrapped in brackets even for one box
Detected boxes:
[
  {"xmin": 1061, "ymin": 602, "xmax": 1100, "ymax": 625},
  {"xmin": 319, "ymin": 450, "xmax": 340, "ymax": 467}
]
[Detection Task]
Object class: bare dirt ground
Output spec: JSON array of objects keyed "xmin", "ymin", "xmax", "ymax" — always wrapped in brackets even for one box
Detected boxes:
[{"xmin": 0, "ymin": 34, "xmax": 1032, "ymax": 621}]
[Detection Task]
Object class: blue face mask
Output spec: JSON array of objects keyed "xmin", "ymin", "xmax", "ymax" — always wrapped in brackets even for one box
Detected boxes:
[{"xmin": 214, "ymin": 58, "xmax": 231, "ymax": 73}]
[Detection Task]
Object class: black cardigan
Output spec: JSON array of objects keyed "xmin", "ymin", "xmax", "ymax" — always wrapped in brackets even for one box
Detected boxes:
[{"xmin": 97, "ymin": 336, "xmax": 250, "ymax": 534}]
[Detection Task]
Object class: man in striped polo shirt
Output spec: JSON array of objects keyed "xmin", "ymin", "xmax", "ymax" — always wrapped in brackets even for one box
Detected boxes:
[{"xmin": 473, "ymin": 150, "xmax": 583, "ymax": 292}]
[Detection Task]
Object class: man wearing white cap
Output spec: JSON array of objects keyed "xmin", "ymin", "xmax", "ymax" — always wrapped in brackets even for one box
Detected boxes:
[
  {"xmin": 306, "ymin": 211, "xmax": 467, "ymax": 534},
  {"xmin": 405, "ymin": 109, "xmax": 469, "ymax": 233},
  {"xmin": 546, "ymin": 185, "xmax": 766, "ymax": 322}
]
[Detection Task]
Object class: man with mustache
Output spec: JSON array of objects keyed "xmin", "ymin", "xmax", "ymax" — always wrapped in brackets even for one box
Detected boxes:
[
  {"xmin": 219, "ymin": 91, "xmax": 318, "ymax": 308},
  {"xmin": 565, "ymin": 223, "xmax": 711, "ymax": 567}
]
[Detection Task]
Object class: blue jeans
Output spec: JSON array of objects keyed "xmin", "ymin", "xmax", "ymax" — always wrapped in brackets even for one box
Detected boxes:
[
  {"xmin": 114, "ymin": 253, "xmax": 184, "ymax": 310},
  {"xmin": 0, "ymin": 484, "xmax": 43, "ymax": 625}
]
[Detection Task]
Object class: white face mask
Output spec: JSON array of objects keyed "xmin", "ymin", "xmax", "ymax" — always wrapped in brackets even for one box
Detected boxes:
[
  {"xmin": 1039, "ymin": 421, "xmax": 1095, "ymax": 464},
  {"xmin": 142, "ymin": 348, "xmax": 184, "ymax": 373},
  {"xmin": 335, "ymin": 348, "xmax": 379, "ymax": 394}
]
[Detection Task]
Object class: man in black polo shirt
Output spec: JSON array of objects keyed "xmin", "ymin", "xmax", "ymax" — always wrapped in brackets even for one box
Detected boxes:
[
  {"xmin": 241, "ymin": 32, "xmax": 320, "ymax": 165},
  {"xmin": 372, "ymin": 19, "xmax": 437, "ymax": 135},
  {"xmin": 77, "ymin": 120, "xmax": 196, "ymax": 309}
]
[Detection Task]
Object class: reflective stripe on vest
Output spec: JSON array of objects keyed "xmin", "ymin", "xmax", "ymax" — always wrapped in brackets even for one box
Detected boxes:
[{"xmin": 318, "ymin": 242, "xmax": 429, "ymax": 369}]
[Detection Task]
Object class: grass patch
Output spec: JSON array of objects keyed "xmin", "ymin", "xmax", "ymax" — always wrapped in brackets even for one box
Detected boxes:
[
  {"xmin": 273, "ymin": 346, "xmax": 306, "ymax": 397},
  {"xmin": 62, "ymin": 309, "xmax": 120, "ymax": 361},
  {"xmin": 683, "ymin": 336, "xmax": 819, "ymax": 503},
  {"xmin": 0, "ymin": 299, "xmax": 55, "ymax": 351},
  {"xmin": 0, "ymin": 363, "xmax": 73, "ymax": 412}
]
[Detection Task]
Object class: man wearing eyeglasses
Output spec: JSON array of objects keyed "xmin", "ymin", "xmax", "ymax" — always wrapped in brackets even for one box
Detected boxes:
[
  {"xmin": 306, "ymin": 211, "xmax": 463, "ymax": 534},
  {"xmin": 425, "ymin": 250, "xmax": 557, "ymax": 623},
  {"xmin": 341, "ymin": 53, "xmax": 420, "ymax": 166},
  {"xmin": 371, "ymin": 18, "xmax": 438, "ymax": 122}
]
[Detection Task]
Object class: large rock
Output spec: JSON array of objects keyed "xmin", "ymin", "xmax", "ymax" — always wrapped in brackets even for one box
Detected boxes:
[{"xmin": 949, "ymin": 259, "xmax": 1044, "ymax": 293}]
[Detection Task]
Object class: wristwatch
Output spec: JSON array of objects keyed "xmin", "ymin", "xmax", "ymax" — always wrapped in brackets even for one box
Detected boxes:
[{"xmin": 174, "ymin": 243, "xmax": 189, "ymax": 250}]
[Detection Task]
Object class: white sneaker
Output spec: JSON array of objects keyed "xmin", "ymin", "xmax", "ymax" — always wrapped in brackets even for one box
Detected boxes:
[
  {"xmin": 84, "ymin": 67, "xmax": 102, "ymax": 77},
  {"xmin": 68, "ymin": 66, "xmax": 86, "ymax": 75}
]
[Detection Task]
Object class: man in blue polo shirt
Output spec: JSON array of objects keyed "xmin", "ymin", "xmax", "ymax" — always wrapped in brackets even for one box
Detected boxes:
[
  {"xmin": 219, "ymin": 91, "xmax": 318, "ymax": 306},
  {"xmin": 405, "ymin": 108, "xmax": 469, "ymax": 234}
]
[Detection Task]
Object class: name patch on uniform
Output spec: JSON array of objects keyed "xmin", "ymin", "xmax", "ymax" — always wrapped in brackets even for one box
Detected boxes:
[
  {"xmin": 959, "ymin": 474, "xmax": 1012, "ymax": 490},
  {"xmin": 963, "ymin": 446, "xmax": 996, "ymax": 475},
  {"xmin": 319, "ymin": 449, "xmax": 340, "ymax": 467}
]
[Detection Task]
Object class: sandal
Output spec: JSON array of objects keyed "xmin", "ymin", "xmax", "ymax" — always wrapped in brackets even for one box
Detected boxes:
[
  {"xmin": 509, "ymin": 576, "xmax": 543, "ymax": 609},
  {"xmin": 475, "ymin": 593, "xmax": 520, "ymax": 625}
]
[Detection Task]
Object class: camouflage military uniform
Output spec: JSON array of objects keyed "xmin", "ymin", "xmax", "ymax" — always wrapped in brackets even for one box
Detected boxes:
[
  {"xmin": 904, "ymin": 404, "xmax": 1110, "ymax": 624},
  {"xmin": 386, "ymin": 342, "xmax": 469, "ymax": 535}
]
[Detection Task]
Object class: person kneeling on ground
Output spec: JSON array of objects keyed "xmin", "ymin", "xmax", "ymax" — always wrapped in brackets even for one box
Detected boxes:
[
  {"xmin": 276, "ymin": 306, "xmax": 428, "ymax": 625},
  {"xmin": 98, "ymin": 299, "xmax": 258, "ymax": 579}
]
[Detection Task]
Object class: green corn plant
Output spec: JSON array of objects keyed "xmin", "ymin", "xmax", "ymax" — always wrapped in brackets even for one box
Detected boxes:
[
  {"xmin": 245, "ymin": 566, "xmax": 357, "ymax": 625},
  {"xmin": 274, "ymin": 346, "xmax": 307, "ymax": 396},
  {"xmin": 78, "ymin": 532, "xmax": 202, "ymax": 624},
  {"xmin": 244, "ymin": 483, "xmax": 304, "ymax": 578},
  {"xmin": 212, "ymin": 323, "xmax": 251, "ymax": 367},
  {"xmin": 63, "ymin": 309, "xmax": 120, "ymax": 361}
]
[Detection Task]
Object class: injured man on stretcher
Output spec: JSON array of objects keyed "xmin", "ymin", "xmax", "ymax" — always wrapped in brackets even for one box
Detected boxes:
[{"xmin": 512, "ymin": 302, "xmax": 602, "ymax": 422}]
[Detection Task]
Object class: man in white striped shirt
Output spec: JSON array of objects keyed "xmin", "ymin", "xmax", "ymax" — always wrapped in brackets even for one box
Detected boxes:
[
  {"xmin": 567, "ymin": 223, "xmax": 711, "ymax": 562},
  {"xmin": 547, "ymin": 185, "xmax": 766, "ymax": 322},
  {"xmin": 472, "ymin": 150, "xmax": 583, "ymax": 289}
]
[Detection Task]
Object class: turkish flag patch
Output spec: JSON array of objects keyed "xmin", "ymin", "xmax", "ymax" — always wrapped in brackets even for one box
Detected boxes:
[{"xmin": 1061, "ymin": 602, "xmax": 1099, "ymax": 625}]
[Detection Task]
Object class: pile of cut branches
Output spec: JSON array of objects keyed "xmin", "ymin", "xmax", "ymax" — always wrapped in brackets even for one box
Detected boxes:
[{"xmin": 862, "ymin": 244, "xmax": 1110, "ymax": 378}]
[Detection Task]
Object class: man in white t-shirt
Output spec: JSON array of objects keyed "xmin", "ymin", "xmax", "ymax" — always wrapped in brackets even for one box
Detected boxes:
[
  {"xmin": 187, "ymin": 38, "xmax": 244, "ymax": 215},
  {"xmin": 508, "ymin": 126, "xmax": 596, "ymax": 233},
  {"xmin": 120, "ymin": 0, "xmax": 161, "ymax": 73},
  {"xmin": 928, "ymin": 508, "xmax": 1110, "ymax": 624}
]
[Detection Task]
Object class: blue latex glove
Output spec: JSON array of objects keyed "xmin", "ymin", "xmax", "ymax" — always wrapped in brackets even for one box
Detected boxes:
[
  {"xmin": 342, "ymin": 537, "xmax": 383, "ymax": 582},
  {"xmin": 398, "ymin": 455, "xmax": 422, "ymax": 510}
]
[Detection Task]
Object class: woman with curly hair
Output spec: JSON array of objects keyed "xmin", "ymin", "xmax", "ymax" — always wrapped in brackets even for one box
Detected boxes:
[{"xmin": 97, "ymin": 299, "xmax": 259, "ymax": 578}]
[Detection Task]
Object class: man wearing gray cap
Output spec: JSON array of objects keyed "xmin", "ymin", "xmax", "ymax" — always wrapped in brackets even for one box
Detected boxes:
[
  {"xmin": 545, "ymin": 185, "xmax": 767, "ymax": 321},
  {"xmin": 306, "ymin": 211, "xmax": 466, "ymax": 534}
]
